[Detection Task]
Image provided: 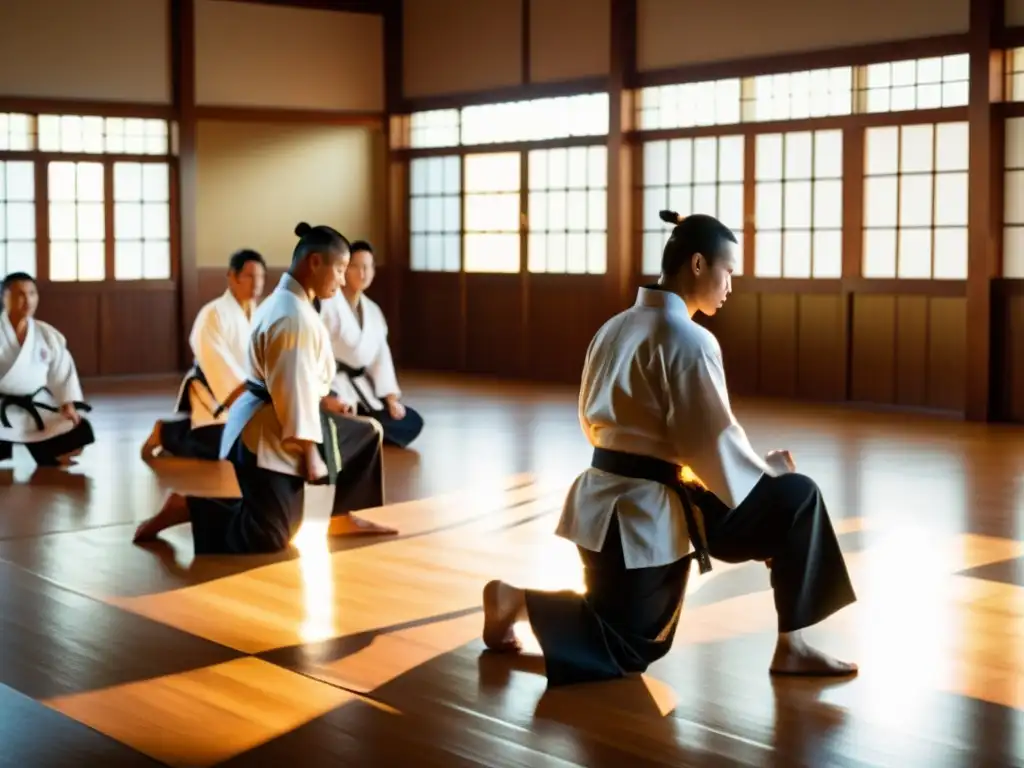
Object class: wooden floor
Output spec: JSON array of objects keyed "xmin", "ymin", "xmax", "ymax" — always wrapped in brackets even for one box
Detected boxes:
[{"xmin": 2, "ymin": 373, "xmax": 1024, "ymax": 767}]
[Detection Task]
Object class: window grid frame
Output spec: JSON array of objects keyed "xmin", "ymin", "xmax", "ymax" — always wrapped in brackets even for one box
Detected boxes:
[
  {"xmin": 526, "ymin": 146, "xmax": 609, "ymax": 276},
  {"xmin": 638, "ymin": 134, "xmax": 747, "ymax": 278},
  {"xmin": 0, "ymin": 159, "xmax": 37, "ymax": 278},
  {"xmin": 861, "ymin": 122, "xmax": 969, "ymax": 281},
  {"xmin": 409, "ymin": 154, "xmax": 463, "ymax": 273},
  {"xmin": 753, "ymin": 129, "xmax": 844, "ymax": 279},
  {"xmin": 0, "ymin": 110, "xmax": 175, "ymax": 284},
  {"xmin": 462, "ymin": 151, "xmax": 523, "ymax": 275},
  {"xmin": 1002, "ymin": 116, "xmax": 1024, "ymax": 278}
]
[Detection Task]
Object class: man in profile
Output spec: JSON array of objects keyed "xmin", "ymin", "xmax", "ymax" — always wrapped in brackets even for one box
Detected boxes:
[
  {"xmin": 141, "ymin": 249, "xmax": 266, "ymax": 461},
  {"xmin": 481, "ymin": 212, "xmax": 857, "ymax": 686}
]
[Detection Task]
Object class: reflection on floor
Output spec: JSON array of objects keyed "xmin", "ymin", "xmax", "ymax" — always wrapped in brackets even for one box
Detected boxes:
[{"xmin": 1, "ymin": 372, "xmax": 1023, "ymax": 767}]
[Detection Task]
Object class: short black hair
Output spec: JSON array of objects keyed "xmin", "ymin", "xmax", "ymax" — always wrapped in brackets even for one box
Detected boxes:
[
  {"xmin": 1, "ymin": 272, "xmax": 36, "ymax": 293},
  {"xmin": 349, "ymin": 240, "xmax": 374, "ymax": 256},
  {"xmin": 291, "ymin": 222, "xmax": 350, "ymax": 265},
  {"xmin": 660, "ymin": 213, "xmax": 737, "ymax": 278},
  {"xmin": 228, "ymin": 249, "xmax": 266, "ymax": 274}
]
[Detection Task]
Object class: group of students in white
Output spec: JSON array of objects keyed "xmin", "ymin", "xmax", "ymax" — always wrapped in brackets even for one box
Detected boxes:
[{"xmin": 0, "ymin": 214, "xmax": 860, "ymax": 687}]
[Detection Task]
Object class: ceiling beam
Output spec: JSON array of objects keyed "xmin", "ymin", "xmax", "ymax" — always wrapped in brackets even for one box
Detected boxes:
[{"xmin": 213, "ymin": 0, "xmax": 384, "ymax": 15}]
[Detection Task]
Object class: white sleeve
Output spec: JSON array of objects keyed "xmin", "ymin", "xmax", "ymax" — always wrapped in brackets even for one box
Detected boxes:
[
  {"xmin": 264, "ymin": 317, "xmax": 323, "ymax": 444},
  {"xmin": 191, "ymin": 309, "xmax": 248, "ymax": 403},
  {"xmin": 366, "ymin": 316, "xmax": 400, "ymax": 398},
  {"xmin": 43, "ymin": 328, "xmax": 84, "ymax": 405},
  {"xmin": 668, "ymin": 346, "xmax": 773, "ymax": 508}
]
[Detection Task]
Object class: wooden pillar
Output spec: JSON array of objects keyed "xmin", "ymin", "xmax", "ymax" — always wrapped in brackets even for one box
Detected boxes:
[
  {"xmin": 607, "ymin": 0, "xmax": 637, "ymax": 313},
  {"xmin": 965, "ymin": 0, "xmax": 1004, "ymax": 420},
  {"xmin": 172, "ymin": 0, "xmax": 198, "ymax": 370},
  {"xmin": 383, "ymin": 0, "xmax": 404, "ymax": 360}
]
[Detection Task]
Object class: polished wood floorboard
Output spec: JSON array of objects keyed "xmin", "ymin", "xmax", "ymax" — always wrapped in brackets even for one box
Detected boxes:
[{"xmin": 2, "ymin": 373, "xmax": 1024, "ymax": 767}]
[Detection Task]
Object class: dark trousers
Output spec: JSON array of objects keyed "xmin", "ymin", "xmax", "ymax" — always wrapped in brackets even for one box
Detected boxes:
[
  {"xmin": 0, "ymin": 419, "xmax": 95, "ymax": 466},
  {"xmin": 183, "ymin": 413, "xmax": 385, "ymax": 555},
  {"xmin": 525, "ymin": 473, "xmax": 856, "ymax": 687},
  {"xmin": 159, "ymin": 419, "xmax": 224, "ymax": 462},
  {"xmin": 356, "ymin": 403, "xmax": 424, "ymax": 449}
]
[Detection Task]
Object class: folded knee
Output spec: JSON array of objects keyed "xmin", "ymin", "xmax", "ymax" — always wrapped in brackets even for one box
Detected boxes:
[{"xmin": 778, "ymin": 472, "xmax": 822, "ymax": 504}]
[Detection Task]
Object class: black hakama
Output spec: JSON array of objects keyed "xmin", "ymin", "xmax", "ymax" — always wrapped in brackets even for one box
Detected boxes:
[
  {"xmin": 181, "ymin": 407, "xmax": 385, "ymax": 555},
  {"xmin": 158, "ymin": 419, "xmax": 224, "ymax": 462},
  {"xmin": 0, "ymin": 389, "xmax": 95, "ymax": 466},
  {"xmin": 524, "ymin": 450, "xmax": 857, "ymax": 687},
  {"xmin": 355, "ymin": 403, "xmax": 423, "ymax": 449},
  {"xmin": 336, "ymin": 361, "xmax": 423, "ymax": 449}
]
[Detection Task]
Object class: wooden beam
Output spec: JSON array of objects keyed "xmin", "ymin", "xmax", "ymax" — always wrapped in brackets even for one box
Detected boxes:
[
  {"xmin": 211, "ymin": 0, "xmax": 384, "ymax": 13},
  {"xmin": 965, "ymin": 0, "xmax": 1003, "ymax": 420},
  {"xmin": 521, "ymin": 0, "xmax": 531, "ymax": 86},
  {"xmin": 193, "ymin": 106, "xmax": 383, "ymax": 126},
  {"xmin": 607, "ymin": 0, "xmax": 637, "ymax": 313},
  {"xmin": 173, "ymin": 0, "xmax": 199, "ymax": 370},
  {"xmin": 383, "ymin": 0, "xmax": 404, "ymax": 359}
]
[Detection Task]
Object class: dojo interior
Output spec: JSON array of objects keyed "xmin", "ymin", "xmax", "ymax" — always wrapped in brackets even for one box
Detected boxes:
[{"xmin": 2, "ymin": 0, "xmax": 1024, "ymax": 765}]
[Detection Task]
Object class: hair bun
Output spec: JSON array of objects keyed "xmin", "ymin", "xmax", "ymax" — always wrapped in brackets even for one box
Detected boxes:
[
  {"xmin": 659, "ymin": 209, "xmax": 682, "ymax": 225},
  {"xmin": 294, "ymin": 222, "xmax": 313, "ymax": 237}
]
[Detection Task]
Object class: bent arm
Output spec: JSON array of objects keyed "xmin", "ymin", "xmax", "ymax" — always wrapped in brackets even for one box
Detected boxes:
[
  {"xmin": 368, "ymin": 334, "xmax": 400, "ymax": 399},
  {"xmin": 191, "ymin": 311, "xmax": 248, "ymax": 405},
  {"xmin": 669, "ymin": 347, "xmax": 773, "ymax": 508},
  {"xmin": 44, "ymin": 330, "xmax": 84, "ymax": 405},
  {"xmin": 264, "ymin": 319, "xmax": 324, "ymax": 448}
]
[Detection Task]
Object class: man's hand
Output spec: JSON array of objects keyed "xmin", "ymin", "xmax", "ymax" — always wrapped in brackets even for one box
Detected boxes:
[
  {"xmin": 384, "ymin": 394, "xmax": 405, "ymax": 420},
  {"xmin": 321, "ymin": 395, "xmax": 355, "ymax": 416},
  {"xmin": 60, "ymin": 403, "xmax": 81, "ymax": 425},
  {"xmin": 765, "ymin": 449, "xmax": 796, "ymax": 473},
  {"xmin": 304, "ymin": 443, "xmax": 329, "ymax": 484}
]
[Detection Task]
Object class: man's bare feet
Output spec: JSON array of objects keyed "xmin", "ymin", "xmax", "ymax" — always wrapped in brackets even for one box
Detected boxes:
[
  {"xmin": 140, "ymin": 421, "xmax": 164, "ymax": 461},
  {"xmin": 770, "ymin": 632, "xmax": 858, "ymax": 677},
  {"xmin": 55, "ymin": 448, "xmax": 82, "ymax": 467},
  {"xmin": 327, "ymin": 514, "xmax": 398, "ymax": 537},
  {"xmin": 482, "ymin": 580, "xmax": 526, "ymax": 653},
  {"xmin": 133, "ymin": 492, "xmax": 190, "ymax": 543}
]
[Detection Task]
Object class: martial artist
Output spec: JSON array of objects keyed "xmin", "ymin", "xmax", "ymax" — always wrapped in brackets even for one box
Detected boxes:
[
  {"xmin": 481, "ymin": 212, "xmax": 858, "ymax": 686},
  {"xmin": 133, "ymin": 223, "xmax": 397, "ymax": 553},
  {"xmin": 141, "ymin": 249, "xmax": 266, "ymax": 461},
  {"xmin": 319, "ymin": 240, "xmax": 423, "ymax": 448},
  {"xmin": 0, "ymin": 272, "xmax": 93, "ymax": 466}
]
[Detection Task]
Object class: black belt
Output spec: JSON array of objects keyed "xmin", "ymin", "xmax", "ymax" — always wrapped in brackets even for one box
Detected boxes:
[
  {"xmin": 177, "ymin": 363, "xmax": 228, "ymax": 418},
  {"xmin": 0, "ymin": 386, "xmax": 92, "ymax": 432},
  {"xmin": 244, "ymin": 380, "xmax": 341, "ymax": 485},
  {"xmin": 591, "ymin": 447, "xmax": 712, "ymax": 574},
  {"xmin": 335, "ymin": 360, "xmax": 376, "ymax": 413}
]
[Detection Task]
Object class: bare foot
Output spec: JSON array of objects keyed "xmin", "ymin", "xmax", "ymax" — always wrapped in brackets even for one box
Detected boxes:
[
  {"xmin": 140, "ymin": 421, "xmax": 164, "ymax": 461},
  {"xmin": 482, "ymin": 580, "xmax": 525, "ymax": 653},
  {"xmin": 133, "ymin": 492, "xmax": 190, "ymax": 543},
  {"xmin": 55, "ymin": 448, "xmax": 82, "ymax": 467},
  {"xmin": 770, "ymin": 636, "xmax": 858, "ymax": 677},
  {"xmin": 328, "ymin": 514, "xmax": 398, "ymax": 537}
]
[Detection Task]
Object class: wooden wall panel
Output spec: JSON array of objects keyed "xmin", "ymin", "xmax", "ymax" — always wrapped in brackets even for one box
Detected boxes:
[
  {"xmin": 400, "ymin": 272, "xmax": 462, "ymax": 371},
  {"xmin": 796, "ymin": 294, "xmax": 845, "ymax": 402},
  {"xmin": 927, "ymin": 297, "xmax": 967, "ymax": 412},
  {"xmin": 35, "ymin": 292, "xmax": 101, "ymax": 378},
  {"xmin": 996, "ymin": 286, "xmax": 1024, "ymax": 422},
  {"xmin": 850, "ymin": 295, "xmax": 897, "ymax": 405},
  {"xmin": 758, "ymin": 294, "xmax": 798, "ymax": 398},
  {"xmin": 637, "ymin": 0, "xmax": 968, "ymax": 72},
  {"xmin": 702, "ymin": 293, "xmax": 760, "ymax": 396},
  {"xmin": 895, "ymin": 296, "xmax": 928, "ymax": 407},
  {"xmin": 37, "ymin": 285, "xmax": 179, "ymax": 378},
  {"xmin": 526, "ymin": 276, "xmax": 609, "ymax": 383},
  {"xmin": 98, "ymin": 289, "xmax": 179, "ymax": 375},
  {"xmin": 465, "ymin": 275, "xmax": 523, "ymax": 377}
]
